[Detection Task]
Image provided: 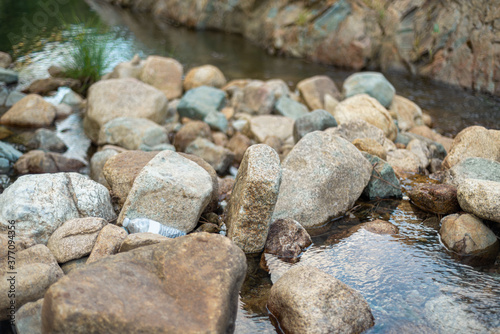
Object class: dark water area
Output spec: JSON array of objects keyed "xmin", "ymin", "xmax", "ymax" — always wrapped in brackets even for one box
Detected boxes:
[{"xmin": 0, "ymin": 1, "xmax": 500, "ymax": 333}]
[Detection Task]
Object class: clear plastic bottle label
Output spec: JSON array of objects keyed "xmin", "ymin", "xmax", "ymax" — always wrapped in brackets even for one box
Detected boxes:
[{"xmin": 147, "ymin": 221, "xmax": 161, "ymax": 234}]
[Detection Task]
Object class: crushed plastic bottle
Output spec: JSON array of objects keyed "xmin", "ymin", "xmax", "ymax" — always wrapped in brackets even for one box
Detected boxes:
[{"xmin": 122, "ymin": 217, "xmax": 186, "ymax": 238}]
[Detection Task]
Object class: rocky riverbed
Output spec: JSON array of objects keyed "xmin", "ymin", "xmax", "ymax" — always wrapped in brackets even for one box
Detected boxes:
[{"xmin": 0, "ymin": 52, "xmax": 499, "ymax": 333}]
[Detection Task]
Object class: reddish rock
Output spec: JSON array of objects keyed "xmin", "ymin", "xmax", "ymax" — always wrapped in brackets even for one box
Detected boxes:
[
  {"xmin": 408, "ymin": 183, "xmax": 460, "ymax": 215},
  {"xmin": 173, "ymin": 120, "xmax": 213, "ymax": 152},
  {"xmin": 14, "ymin": 150, "xmax": 85, "ymax": 174},
  {"xmin": 264, "ymin": 218, "xmax": 312, "ymax": 258}
]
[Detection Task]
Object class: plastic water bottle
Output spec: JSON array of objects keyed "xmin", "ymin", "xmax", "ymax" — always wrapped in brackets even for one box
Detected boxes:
[{"xmin": 122, "ymin": 217, "xmax": 186, "ymax": 238}]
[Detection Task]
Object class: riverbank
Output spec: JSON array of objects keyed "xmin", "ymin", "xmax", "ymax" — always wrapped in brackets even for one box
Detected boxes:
[
  {"xmin": 0, "ymin": 53, "xmax": 499, "ymax": 333},
  {"xmin": 101, "ymin": 0, "xmax": 500, "ymax": 97}
]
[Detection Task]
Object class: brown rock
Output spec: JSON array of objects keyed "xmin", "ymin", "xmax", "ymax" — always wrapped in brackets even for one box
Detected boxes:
[
  {"xmin": 242, "ymin": 115, "xmax": 294, "ymax": 143},
  {"xmin": 173, "ymin": 120, "xmax": 213, "ymax": 152},
  {"xmin": 296, "ymin": 75, "xmax": 341, "ymax": 110},
  {"xmin": 226, "ymin": 132, "xmax": 252, "ymax": 163},
  {"xmin": 212, "ymin": 131, "xmax": 228, "ymax": 147},
  {"xmin": 389, "ymin": 95, "xmax": 423, "ymax": 132},
  {"xmin": 362, "ymin": 219, "xmax": 399, "ymax": 234},
  {"xmin": 184, "ymin": 64, "xmax": 227, "ymax": 91},
  {"xmin": 0, "ymin": 245, "xmax": 63, "ymax": 321},
  {"xmin": 0, "ymin": 234, "xmax": 35, "ymax": 259},
  {"xmin": 139, "ymin": 56, "xmax": 183, "ymax": 99},
  {"xmin": 23, "ymin": 77, "xmax": 81, "ymax": 96},
  {"xmin": 0, "ymin": 51, "xmax": 12, "ymax": 68},
  {"xmin": 15, "ymin": 298, "xmax": 44, "ymax": 334},
  {"xmin": 263, "ymin": 136, "xmax": 283, "ymax": 155},
  {"xmin": 87, "ymin": 224, "xmax": 128, "ymax": 264},
  {"xmin": 387, "ymin": 149, "xmax": 425, "ymax": 178},
  {"xmin": 118, "ymin": 232, "xmax": 170, "ymax": 253},
  {"xmin": 14, "ymin": 150, "xmax": 85, "ymax": 174},
  {"xmin": 60, "ymin": 257, "xmax": 88, "ymax": 275},
  {"xmin": 42, "ymin": 233, "xmax": 247, "ymax": 334},
  {"xmin": 195, "ymin": 222, "xmax": 220, "ymax": 233},
  {"xmin": 264, "ymin": 218, "xmax": 312, "ymax": 258},
  {"xmin": 409, "ymin": 183, "xmax": 460, "ymax": 215},
  {"xmin": 218, "ymin": 177, "xmax": 235, "ymax": 202},
  {"xmin": 103, "ymin": 151, "xmax": 158, "ymax": 206},
  {"xmin": 0, "ymin": 94, "xmax": 56, "ymax": 127},
  {"xmin": 185, "ymin": 138, "xmax": 235, "ymax": 174},
  {"xmin": 47, "ymin": 217, "xmax": 108, "ymax": 263},
  {"xmin": 353, "ymin": 137, "xmax": 387, "ymax": 160}
]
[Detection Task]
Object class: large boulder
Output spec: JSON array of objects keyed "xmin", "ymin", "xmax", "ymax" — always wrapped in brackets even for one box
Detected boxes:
[
  {"xmin": 97, "ymin": 117, "xmax": 169, "ymax": 150},
  {"xmin": 0, "ymin": 245, "xmax": 63, "ymax": 321},
  {"xmin": 185, "ymin": 137, "xmax": 235, "ymax": 174},
  {"xmin": 333, "ymin": 94, "xmax": 398, "ymax": 141},
  {"xmin": 117, "ymin": 150, "xmax": 213, "ymax": 233},
  {"xmin": 42, "ymin": 233, "xmax": 247, "ymax": 334},
  {"xmin": 273, "ymin": 131, "xmax": 372, "ymax": 228},
  {"xmin": 274, "ymin": 96, "xmax": 308, "ymax": 120},
  {"xmin": 0, "ymin": 173, "xmax": 116, "ymax": 244},
  {"xmin": 268, "ymin": 265, "xmax": 374, "ymax": 334},
  {"xmin": 442, "ymin": 126, "xmax": 500, "ymax": 169},
  {"xmin": 389, "ymin": 95, "xmax": 423, "ymax": 132},
  {"xmin": 293, "ymin": 109, "xmax": 337, "ymax": 143},
  {"xmin": 0, "ymin": 94, "xmax": 56, "ymax": 127},
  {"xmin": 243, "ymin": 115, "xmax": 294, "ymax": 143},
  {"xmin": 457, "ymin": 178, "xmax": 500, "ymax": 223},
  {"xmin": 440, "ymin": 214, "xmax": 499, "ymax": 258},
  {"xmin": 177, "ymin": 86, "xmax": 226, "ymax": 121},
  {"xmin": 184, "ymin": 64, "xmax": 227, "ymax": 91},
  {"xmin": 444, "ymin": 157, "xmax": 500, "ymax": 187},
  {"xmin": 139, "ymin": 55, "xmax": 183, "ymax": 99},
  {"xmin": 225, "ymin": 144, "xmax": 281, "ymax": 253},
  {"xmin": 103, "ymin": 151, "xmax": 159, "ymax": 206},
  {"xmin": 297, "ymin": 75, "xmax": 341, "ymax": 110},
  {"xmin": 362, "ymin": 153, "xmax": 402, "ymax": 200},
  {"xmin": 84, "ymin": 78, "xmax": 169, "ymax": 143},
  {"xmin": 14, "ymin": 150, "xmax": 85, "ymax": 175},
  {"xmin": 47, "ymin": 217, "xmax": 108, "ymax": 263},
  {"xmin": 343, "ymin": 72, "xmax": 395, "ymax": 108}
]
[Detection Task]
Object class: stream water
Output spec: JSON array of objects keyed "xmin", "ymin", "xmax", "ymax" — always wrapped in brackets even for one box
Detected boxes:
[{"xmin": 1, "ymin": 0, "xmax": 499, "ymax": 333}]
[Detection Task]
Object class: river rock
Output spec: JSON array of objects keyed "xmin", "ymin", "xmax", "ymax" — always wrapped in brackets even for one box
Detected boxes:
[
  {"xmin": 27, "ymin": 129, "xmax": 67, "ymax": 153},
  {"xmin": 0, "ymin": 68, "xmax": 18, "ymax": 84},
  {"xmin": 236, "ymin": 80, "xmax": 276, "ymax": 115},
  {"xmin": 362, "ymin": 219, "xmax": 399, "ymax": 234},
  {"xmin": 243, "ymin": 115, "xmax": 294, "ymax": 143},
  {"xmin": 273, "ymin": 131, "xmax": 372, "ymax": 228},
  {"xmin": 274, "ymin": 96, "xmax": 308, "ymax": 120},
  {"xmin": 0, "ymin": 173, "xmax": 116, "ymax": 244},
  {"xmin": 440, "ymin": 214, "xmax": 499, "ymax": 257},
  {"xmin": 203, "ymin": 110, "xmax": 228, "ymax": 133},
  {"xmin": 263, "ymin": 218, "xmax": 312, "ymax": 258},
  {"xmin": 61, "ymin": 90, "xmax": 84, "ymax": 110},
  {"xmin": 353, "ymin": 137, "xmax": 387, "ymax": 160},
  {"xmin": 103, "ymin": 151, "xmax": 158, "ymax": 206},
  {"xmin": 444, "ymin": 157, "xmax": 500, "ymax": 187},
  {"xmin": 389, "ymin": 95, "xmax": 424, "ymax": 132},
  {"xmin": 87, "ymin": 224, "xmax": 128, "ymax": 264},
  {"xmin": 0, "ymin": 245, "xmax": 63, "ymax": 321},
  {"xmin": 5, "ymin": 91, "xmax": 26, "ymax": 108},
  {"xmin": 173, "ymin": 120, "xmax": 213, "ymax": 152},
  {"xmin": 23, "ymin": 77, "xmax": 80, "ymax": 96},
  {"xmin": 47, "ymin": 217, "xmax": 108, "ymax": 263},
  {"xmin": 118, "ymin": 232, "xmax": 170, "ymax": 253},
  {"xmin": 139, "ymin": 55, "xmax": 183, "ymax": 99},
  {"xmin": 333, "ymin": 94, "xmax": 398, "ymax": 141},
  {"xmin": 0, "ymin": 52, "xmax": 11, "ymax": 68},
  {"xmin": 0, "ymin": 94, "xmax": 56, "ymax": 127},
  {"xmin": 105, "ymin": 54, "xmax": 145, "ymax": 80},
  {"xmin": 343, "ymin": 72, "xmax": 395, "ymax": 108},
  {"xmin": 409, "ymin": 125, "xmax": 453, "ymax": 153},
  {"xmin": 14, "ymin": 150, "xmax": 85, "ymax": 174},
  {"xmin": 265, "ymin": 79, "xmax": 290, "ymax": 99},
  {"xmin": 442, "ymin": 126, "xmax": 500, "ymax": 169},
  {"xmin": 387, "ymin": 149, "xmax": 425, "ymax": 178},
  {"xmin": 408, "ymin": 183, "xmax": 460, "ymax": 215},
  {"xmin": 407, "ymin": 138, "xmax": 430, "ymax": 168},
  {"xmin": 268, "ymin": 265, "xmax": 374, "ymax": 334},
  {"xmin": 177, "ymin": 86, "xmax": 226, "ymax": 120},
  {"xmin": 0, "ymin": 234, "xmax": 35, "ymax": 259},
  {"xmin": 225, "ymin": 144, "xmax": 281, "ymax": 253},
  {"xmin": 90, "ymin": 149, "xmax": 118, "ymax": 188},
  {"xmin": 293, "ymin": 109, "xmax": 337, "ymax": 143},
  {"xmin": 218, "ymin": 177, "xmax": 235, "ymax": 202},
  {"xmin": 42, "ymin": 233, "xmax": 246, "ymax": 334},
  {"xmin": 362, "ymin": 153, "xmax": 402, "ymax": 200},
  {"xmin": 84, "ymin": 78, "xmax": 169, "ymax": 142},
  {"xmin": 0, "ymin": 140, "xmax": 22, "ymax": 163},
  {"xmin": 117, "ymin": 150, "xmax": 213, "ymax": 233},
  {"xmin": 185, "ymin": 137, "xmax": 235, "ymax": 174},
  {"xmin": 184, "ymin": 64, "xmax": 227, "ymax": 91},
  {"xmin": 97, "ymin": 117, "xmax": 169, "ymax": 150},
  {"xmin": 457, "ymin": 178, "xmax": 500, "ymax": 223},
  {"xmin": 226, "ymin": 132, "xmax": 252, "ymax": 164},
  {"xmin": 296, "ymin": 75, "xmax": 341, "ymax": 110},
  {"xmin": 398, "ymin": 132, "xmax": 447, "ymax": 161},
  {"xmin": 15, "ymin": 298, "xmax": 43, "ymax": 334}
]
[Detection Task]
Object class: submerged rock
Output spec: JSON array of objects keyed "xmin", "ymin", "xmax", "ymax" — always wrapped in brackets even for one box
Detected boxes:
[
  {"xmin": 361, "ymin": 219, "xmax": 399, "ymax": 235},
  {"xmin": 273, "ymin": 131, "xmax": 372, "ymax": 228},
  {"xmin": 225, "ymin": 144, "xmax": 281, "ymax": 253},
  {"xmin": 42, "ymin": 233, "xmax": 246, "ymax": 334},
  {"xmin": 268, "ymin": 265, "xmax": 374, "ymax": 334}
]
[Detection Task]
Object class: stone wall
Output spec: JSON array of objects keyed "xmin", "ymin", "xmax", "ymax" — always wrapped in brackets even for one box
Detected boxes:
[{"xmin": 104, "ymin": 0, "xmax": 500, "ymax": 96}]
